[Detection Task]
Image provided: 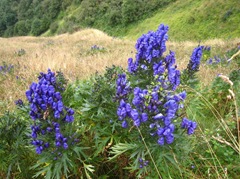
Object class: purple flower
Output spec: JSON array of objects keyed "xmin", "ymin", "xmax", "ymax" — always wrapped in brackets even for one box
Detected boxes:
[
  {"xmin": 153, "ymin": 61, "xmax": 165, "ymax": 76},
  {"xmin": 141, "ymin": 113, "xmax": 148, "ymax": 122},
  {"xmin": 122, "ymin": 120, "xmax": 128, "ymax": 128},
  {"xmin": 15, "ymin": 99, "xmax": 24, "ymax": 106},
  {"xmin": 63, "ymin": 143, "xmax": 68, "ymax": 149},
  {"xmin": 54, "ymin": 110, "xmax": 61, "ymax": 119},
  {"xmin": 115, "ymin": 24, "xmax": 196, "ymax": 146},
  {"xmin": 158, "ymin": 137, "xmax": 165, "ymax": 146},
  {"xmin": 164, "ymin": 51, "xmax": 176, "ymax": 68},
  {"xmin": 132, "ymin": 87, "xmax": 147, "ymax": 107},
  {"xmin": 116, "ymin": 73, "xmax": 131, "ymax": 100},
  {"xmin": 128, "ymin": 58, "xmax": 138, "ymax": 73},
  {"xmin": 26, "ymin": 69, "xmax": 75, "ymax": 154},
  {"xmin": 117, "ymin": 99, "xmax": 131, "ymax": 120},
  {"xmin": 129, "ymin": 24, "xmax": 169, "ymax": 73},
  {"xmin": 153, "ymin": 113, "xmax": 164, "ymax": 120},
  {"xmin": 65, "ymin": 114, "xmax": 74, "ymax": 123},
  {"xmin": 207, "ymin": 58, "xmax": 213, "ymax": 64},
  {"xmin": 188, "ymin": 46, "xmax": 203, "ymax": 71},
  {"xmin": 165, "ymin": 134, "xmax": 174, "ymax": 144},
  {"xmin": 181, "ymin": 118, "xmax": 197, "ymax": 135}
]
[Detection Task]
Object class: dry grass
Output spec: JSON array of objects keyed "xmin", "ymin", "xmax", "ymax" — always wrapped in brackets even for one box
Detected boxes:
[
  {"xmin": 168, "ymin": 39, "xmax": 239, "ymax": 85},
  {"xmin": 0, "ymin": 28, "xmax": 239, "ymax": 111}
]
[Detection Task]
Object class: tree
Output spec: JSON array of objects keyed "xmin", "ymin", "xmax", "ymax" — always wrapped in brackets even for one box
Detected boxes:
[
  {"xmin": 31, "ymin": 18, "xmax": 44, "ymax": 36},
  {"xmin": 14, "ymin": 20, "xmax": 29, "ymax": 36}
]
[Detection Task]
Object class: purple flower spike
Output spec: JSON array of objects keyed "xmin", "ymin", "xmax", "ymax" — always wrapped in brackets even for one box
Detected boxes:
[{"xmin": 26, "ymin": 69, "xmax": 75, "ymax": 154}]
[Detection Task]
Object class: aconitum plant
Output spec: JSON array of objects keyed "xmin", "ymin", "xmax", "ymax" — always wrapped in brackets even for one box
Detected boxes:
[
  {"xmin": 181, "ymin": 46, "xmax": 204, "ymax": 86},
  {"xmin": 187, "ymin": 46, "xmax": 203, "ymax": 72},
  {"xmin": 116, "ymin": 24, "xmax": 197, "ymax": 146},
  {"xmin": 26, "ymin": 69, "xmax": 76, "ymax": 156}
]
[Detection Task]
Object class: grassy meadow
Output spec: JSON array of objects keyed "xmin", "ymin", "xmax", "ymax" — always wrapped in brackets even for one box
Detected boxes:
[
  {"xmin": 0, "ymin": 29, "xmax": 134, "ymax": 112},
  {"xmin": 1, "ymin": 29, "xmax": 239, "ymax": 111}
]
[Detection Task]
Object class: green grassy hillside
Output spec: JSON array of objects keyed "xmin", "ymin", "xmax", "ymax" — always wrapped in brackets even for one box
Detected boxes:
[
  {"xmin": 0, "ymin": 0, "xmax": 239, "ymax": 41},
  {"xmin": 124, "ymin": 0, "xmax": 240, "ymax": 41}
]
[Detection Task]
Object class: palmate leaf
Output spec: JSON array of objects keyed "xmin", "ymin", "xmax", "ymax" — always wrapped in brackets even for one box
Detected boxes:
[
  {"xmin": 108, "ymin": 142, "xmax": 139, "ymax": 160},
  {"xmin": 73, "ymin": 146, "xmax": 90, "ymax": 160},
  {"xmin": 94, "ymin": 136, "xmax": 111, "ymax": 157},
  {"xmin": 32, "ymin": 163, "xmax": 53, "ymax": 179},
  {"xmin": 83, "ymin": 162, "xmax": 95, "ymax": 179},
  {"xmin": 62, "ymin": 153, "xmax": 72, "ymax": 177}
]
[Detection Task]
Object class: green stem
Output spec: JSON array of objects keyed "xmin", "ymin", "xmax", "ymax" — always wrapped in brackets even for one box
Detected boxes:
[
  {"xmin": 231, "ymin": 86, "xmax": 240, "ymax": 155},
  {"xmin": 137, "ymin": 127, "xmax": 163, "ymax": 179}
]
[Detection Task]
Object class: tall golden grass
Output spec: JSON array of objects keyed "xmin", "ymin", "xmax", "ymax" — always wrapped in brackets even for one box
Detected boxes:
[{"xmin": 0, "ymin": 28, "xmax": 239, "ymax": 112}]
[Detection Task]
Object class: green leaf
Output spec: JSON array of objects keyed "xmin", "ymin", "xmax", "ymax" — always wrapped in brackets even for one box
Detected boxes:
[
  {"xmin": 83, "ymin": 162, "xmax": 95, "ymax": 179},
  {"xmin": 109, "ymin": 142, "xmax": 138, "ymax": 160}
]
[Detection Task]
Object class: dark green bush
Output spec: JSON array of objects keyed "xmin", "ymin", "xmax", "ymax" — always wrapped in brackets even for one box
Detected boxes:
[{"xmin": 14, "ymin": 20, "xmax": 30, "ymax": 36}]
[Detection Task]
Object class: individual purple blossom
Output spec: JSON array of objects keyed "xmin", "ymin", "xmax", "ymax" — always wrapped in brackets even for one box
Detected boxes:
[
  {"xmin": 153, "ymin": 61, "xmax": 165, "ymax": 76},
  {"xmin": 168, "ymin": 64, "xmax": 181, "ymax": 90},
  {"xmin": 122, "ymin": 120, "xmax": 128, "ymax": 128},
  {"xmin": 181, "ymin": 118, "xmax": 197, "ymax": 135},
  {"xmin": 116, "ymin": 73, "xmax": 131, "ymax": 100},
  {"xmin": 15, "ymin": 99, "xmax": 24, "ymax": 106},
  {"xmin": 132, "ymin": 87, "xmax": 147, "ymax": 108},
  {"xmin": 117, "ymin": 99, "xmax": 132, "ymax": 120},
  {"xmin": 139, "ymin": 158, "xmax": 149, "ymax": 168},
  {"xmin": 153, "ymin": 113, "xmax": 164, "ymax": 120},
  {"xmin": 157, "ymin": 137, "xmax": 165, "ymax": 146},
  {"xmin": 63, "ymin": 143, "xmax": 68, "ymax": 149},
  {"xmin": 128, "ymin": 58, "xmax": 138, "ymax": 73},
  {"xmin": 164, "ymin": 51, "xmax": 176, "ymax": 68},
  {"xmin": 207, "ymin": 58, "xmax": 213, "ymax": 64},
  {"xmin": 130, "ymin": 109, "xmax": 141, "ymax": 127},
  {"xmin": 214, "ymin": 56, "xmax": 221, "ymax": 64}
]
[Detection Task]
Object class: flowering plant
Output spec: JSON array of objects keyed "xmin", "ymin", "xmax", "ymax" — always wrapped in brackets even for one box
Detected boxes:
[
  {"xmin": 181, "ymin": 45, "xmax": 203, "ymax": 87},
  {"xmin": 113, "ymin": 24, "xmax": 197, "ymax": 177},
  {"xmin": 25, "ymin": 69, "xmax": 92, "ymax": 178},
  {"xmin": 26, "ymin": 69, "xmax": 76, "ymax": 155},
  {"xmin": 116, "ymin": 24, "xmax": 196, "ymax": 145}
]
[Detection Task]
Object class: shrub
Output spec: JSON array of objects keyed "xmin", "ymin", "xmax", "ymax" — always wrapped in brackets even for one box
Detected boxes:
[
  {"xmin": 31, "ymin": 18, "xmax": 44, "ymax": 36},
  {"xmin": 14, "ymin": 20, "xmax": 30, "ymax": 36}
]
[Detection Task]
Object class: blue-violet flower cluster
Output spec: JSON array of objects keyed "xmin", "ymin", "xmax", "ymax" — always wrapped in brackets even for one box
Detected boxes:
[
  {"xmin": 116, "ymin": 24, "xmax": 197, "ymax": 146},
  {"xmin": 187, "ymin": 46, "xmax": 203, "ymax": 72},
  {"xmin": 26, "ymin": 69, "xmax": 75, "ymax": 154}
]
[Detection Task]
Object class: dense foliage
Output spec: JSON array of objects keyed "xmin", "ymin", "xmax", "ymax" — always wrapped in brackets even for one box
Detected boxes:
[
  {"xmin": 0, "ymin": 0, "xmax": 72, "ymax": 36},
  {"xmin": 0, "ymin": 0, "xmax": 175, "ymax": 37}
]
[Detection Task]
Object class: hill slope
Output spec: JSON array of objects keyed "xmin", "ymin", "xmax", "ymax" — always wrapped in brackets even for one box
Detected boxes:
[
  {"xmin": 125, "ymin": 0, "xmax": 240, "ymax": 41},
  {"xmin": 0, "ymin": 0, "xmax": 239, "ymax": 41}
]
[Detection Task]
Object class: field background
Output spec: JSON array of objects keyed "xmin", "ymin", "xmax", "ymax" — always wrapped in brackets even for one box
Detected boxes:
[{"xmin": 1, "ymin": 29, "xmax": 239, "ymax": 111}]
